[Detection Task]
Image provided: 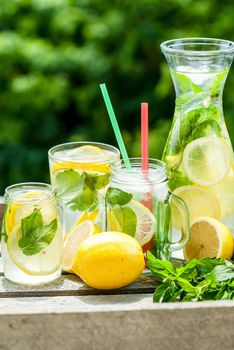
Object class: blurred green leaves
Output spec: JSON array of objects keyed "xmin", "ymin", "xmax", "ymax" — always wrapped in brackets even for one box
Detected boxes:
[{"xmin": 0, "ymin": 0, "xmax": 233, "ymax": 192}]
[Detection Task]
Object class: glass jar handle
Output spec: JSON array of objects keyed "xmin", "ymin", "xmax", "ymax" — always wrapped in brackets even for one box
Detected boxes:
[{"xmin": 169, "ymin": 192, "xmax": 190, "ymax": 251}]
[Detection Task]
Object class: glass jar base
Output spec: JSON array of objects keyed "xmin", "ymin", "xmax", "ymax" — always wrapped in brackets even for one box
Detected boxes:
[{"xmin": 4, "ymin": 268, "xmax": 62, "ymax": 286}]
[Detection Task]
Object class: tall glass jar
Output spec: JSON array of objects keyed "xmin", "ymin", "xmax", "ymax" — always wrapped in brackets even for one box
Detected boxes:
[
  {"xmin": 49, "ymin": 142, "xmax": 120, "ymax": 235},
  {"xmin": 161, "ymin": 38, "xmax": 234, "ymax": 244},
  {"xmin": 1, "ymin": 183, "xmax": 63, "ymax": 285}
]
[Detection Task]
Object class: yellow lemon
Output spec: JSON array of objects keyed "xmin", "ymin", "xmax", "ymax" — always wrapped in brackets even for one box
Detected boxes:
[
  {"xmin": 184, "ymin": 216, "xmax": 234, "ymax": 261},
  {"xmin": 63, "ymin": 220, "xmax": 96, "ymax": 273},
  {"xmin": 73, "ymin": 231, "xmax": 145, "ymax": 289}
]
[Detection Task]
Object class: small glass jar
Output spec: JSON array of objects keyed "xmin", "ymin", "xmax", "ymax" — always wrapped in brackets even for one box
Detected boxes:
[
  {"xmin": 106, "ymin": 158, "xmax": 190, "ymax": 260},
  {"xmin": 1, "ymin": 183, "xmax": 63, "ymax": 285}
]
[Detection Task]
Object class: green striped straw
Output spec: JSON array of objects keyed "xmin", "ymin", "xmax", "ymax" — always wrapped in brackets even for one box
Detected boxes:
[{"xmin": 100, "ymin": 83, "xmax": 131, "ymax": 169}]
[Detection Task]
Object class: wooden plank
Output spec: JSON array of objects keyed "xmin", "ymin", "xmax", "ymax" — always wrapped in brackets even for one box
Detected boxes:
[
  {"xmin": 0, "ymin": 273, "xmax": 158, "ymax": 298},
  {"xmin": 0, "ymin": 295, "xmax": 233, "ymax": 350}
]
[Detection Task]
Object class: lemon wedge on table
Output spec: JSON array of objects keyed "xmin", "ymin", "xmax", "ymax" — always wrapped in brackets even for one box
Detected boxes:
[
  {"xmin": 184, "ymin": 216, "xmax": 234, "ymax": 261},
  {"xmin": 108, "ymin": 200, "xmax": 156, "ymax": 246},
  {"xmin": 182, "ymin": 137, "xmax": 231, "ymax": 186},
  {"xmin": 7, "ymin": 225, "xmax": 63, "ymax": 276},
  {"xmin": 52, "ymin": 145, "xmax": 111, "ymax": 174},
  {"xmin": 63, "ymin": 220, "xmax": 96, "ymax": 273},
  {"xmin": 172, "ymin": 185, "xmax": 220, "ymax": 229}
]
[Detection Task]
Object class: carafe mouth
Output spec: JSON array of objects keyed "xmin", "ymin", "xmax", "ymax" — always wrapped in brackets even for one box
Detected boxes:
[{"xmin": 161, "ymin": 38, "xmax": 234, "ymax": 57}]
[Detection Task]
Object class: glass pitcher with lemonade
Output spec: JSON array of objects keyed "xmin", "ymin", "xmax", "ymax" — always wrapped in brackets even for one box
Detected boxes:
[{"xmin": 161, "ymin": 38, "xmax": 234, "ymax": 256}]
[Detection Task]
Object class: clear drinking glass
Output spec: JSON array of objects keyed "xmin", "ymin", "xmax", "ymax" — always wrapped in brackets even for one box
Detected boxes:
[
  {"xmin": 160, "ymin": 38, "xmax": 234, "ymax": 239},
  {"xmin": 49, "ymin": 142, "xmax": 120, "ymax": 234},
  {"xmin": 106, "ymin": 158, "xmax": 190, "ymax": 260},
  {"xmin": 1, "ymin": 183, "xmax": 63, "ymax": 285}
]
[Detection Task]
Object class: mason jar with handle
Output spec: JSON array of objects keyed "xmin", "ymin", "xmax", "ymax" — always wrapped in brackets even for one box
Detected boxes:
[{"xmin": 106, "ymin": 158, "xmax": 190, "ymax": 260}]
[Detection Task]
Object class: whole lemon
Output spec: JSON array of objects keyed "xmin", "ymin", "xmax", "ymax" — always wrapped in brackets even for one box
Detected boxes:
[{"xmin": 72, "ymin": 231, "xmax": 145, "ymax": 289}]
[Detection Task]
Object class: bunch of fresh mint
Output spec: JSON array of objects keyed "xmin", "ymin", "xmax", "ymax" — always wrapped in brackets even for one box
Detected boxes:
[{"xmin": 147, "ymin": 251, "xmax": 234, "ymax": 302}]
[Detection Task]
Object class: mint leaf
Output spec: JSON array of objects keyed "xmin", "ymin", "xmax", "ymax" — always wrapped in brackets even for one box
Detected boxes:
[
  {"xmin": 55, "ymin": 169, "xmax": 84, "ymax": 198},
  {"xmin": 18, "ymin": 209, "xmax": 57, "ymax": 256},
  {"xmin": 106, "ymin": 188, "xmax": 133, "ymax": 206},
  {"xmin": 191, "ymin": 119, "xmax": 221, "ymax": 139},
  {"xmin": 85, "ymin": 172, "xmax": 110, "ymax": 190},
  {"xmin": 147, "ymin": 251, "xmax": 175, "ymax": 281},
  {"xmin": 206, "ymin": 265, "xmax": 234, "ymax": 283},
  {"xmin": 67, "ymin": 185, "xmax": 98, "ymax": 212},
  {"xmin": 180, "ymin": 106, "xmax": 220, "ymax": 144},
  {"xmin": 109, "ymin": 206, "xmax": 137, "ymax": 236},
  {"xmin": 153, "ymin": 280, "xmax": 178, "ymax": 302},
  {"xmin": 172, "ymin": 71, "xmax": 202, "ymax": 94},
  {"xmin": 168, "ymin": 169, "xmax": 191, "ymax": 191},
  {"xmin": 211, "ymin": 68, "xmax": 228, "ymax": 97}
]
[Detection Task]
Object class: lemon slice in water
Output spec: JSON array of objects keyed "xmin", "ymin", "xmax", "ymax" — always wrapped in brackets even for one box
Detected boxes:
[
  {"xmin": 52, "ymin": 145, "xmax": 111, "ymax": 173},
  {"xmin": 172, "ymin": 185, "xmax": 221, "ymax": 229},
  {"xmin": 182, "ymin": 137, "xmax": 231, "ymax": 186},
  {"xmin": 108, "ymin": 200, "xmax": 156, "ymax": 246},
  {"xmin": 63, "ymin": 220, "xmax": 96, "ymax": 273},
  {"xmin": 7, "ymin": 225, "xmax": 63, "ymax": 276}
]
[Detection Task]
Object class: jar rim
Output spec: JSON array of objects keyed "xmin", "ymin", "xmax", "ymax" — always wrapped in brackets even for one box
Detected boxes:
[
  {"xmin": 161, "ymin": 38, "xmax": 234, "ymax": 57},
  {"xmin": 48, "ymin": 141, "xmax": 120, "ymax": 165},
  {"xmin": 111, "ymin": 158, "xmax": 168, "ymax": 185},
  {"xmin": 5, "ymin": 182, "xmax": 56, "ymax": 205}
]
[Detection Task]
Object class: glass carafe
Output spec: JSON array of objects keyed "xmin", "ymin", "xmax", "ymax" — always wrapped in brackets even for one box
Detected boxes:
[{"xmin": 161, "ymin": 38, "xmax": 234, "ymax": 240}]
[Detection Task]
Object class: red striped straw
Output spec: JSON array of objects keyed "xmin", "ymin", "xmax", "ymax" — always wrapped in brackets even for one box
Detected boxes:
[{"xmin": 141, "ymin": 102, "xmax": 149, "ymax": 171}]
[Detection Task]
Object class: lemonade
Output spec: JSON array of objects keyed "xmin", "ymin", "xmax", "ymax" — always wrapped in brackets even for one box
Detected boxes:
[
  {"xmin": 106, "ymin": 158, "xmax": 190, "ymax": 260},
  {"xmin": 49, "ymin": 142, "xmax": 120, "ymax": 235},
  {"xmin": 1, "ymin": 183, "xmax": 63, "ymax": 285},
  {"xmin": 161, "ymin": 38, "xmax": 234, "ymax": 247}
]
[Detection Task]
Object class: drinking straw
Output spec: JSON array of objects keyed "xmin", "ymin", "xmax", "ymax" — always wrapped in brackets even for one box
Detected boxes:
[
  {"xmin": 99, "ymin": 83, "xmax": 131, "ymax": 169},
  {"xmin": 141, "ymin": 102, "xmax": 149, "ymax": 171}
]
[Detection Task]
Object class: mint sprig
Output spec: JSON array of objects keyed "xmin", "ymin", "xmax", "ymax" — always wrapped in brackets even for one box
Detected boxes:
[
  {"xmin": 147, "ymin": 252, "xmax": 234, "ymax": 302},
  {"xmin": 18, "ymin": 208, "xmax": 57, "ymax": 256}
]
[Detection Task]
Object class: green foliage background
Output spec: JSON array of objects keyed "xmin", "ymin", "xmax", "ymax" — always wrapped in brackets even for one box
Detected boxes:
[{"xmin": 0, "ymin": 0, "xmax": 234, "ymax": 192}]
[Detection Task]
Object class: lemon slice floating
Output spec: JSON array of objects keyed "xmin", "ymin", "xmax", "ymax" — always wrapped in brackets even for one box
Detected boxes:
[
  {"xmin": 182, "ymin": 137, "xmax": 231, "ymax": 186},
  {"xmin": 63, "ymin": 220, "xmax": 96, "ymax": 273},
  {"xmin": 52, "ymin": 145, "xmax": 111, "ymax": 173},
  {"xmin": 184, "ymin": 216, "xmax": 234, "ymax": 261},
  {"xmin": 172, "ymin": 185, "xmax": 220, "ymax": 229},
  {"xmin": 7, "ymin": 225, "xmax": 63, "ymax": 276},
  {"xmin": 108, "ymin": 200, "xmax": 156, "ymax": 246}
]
